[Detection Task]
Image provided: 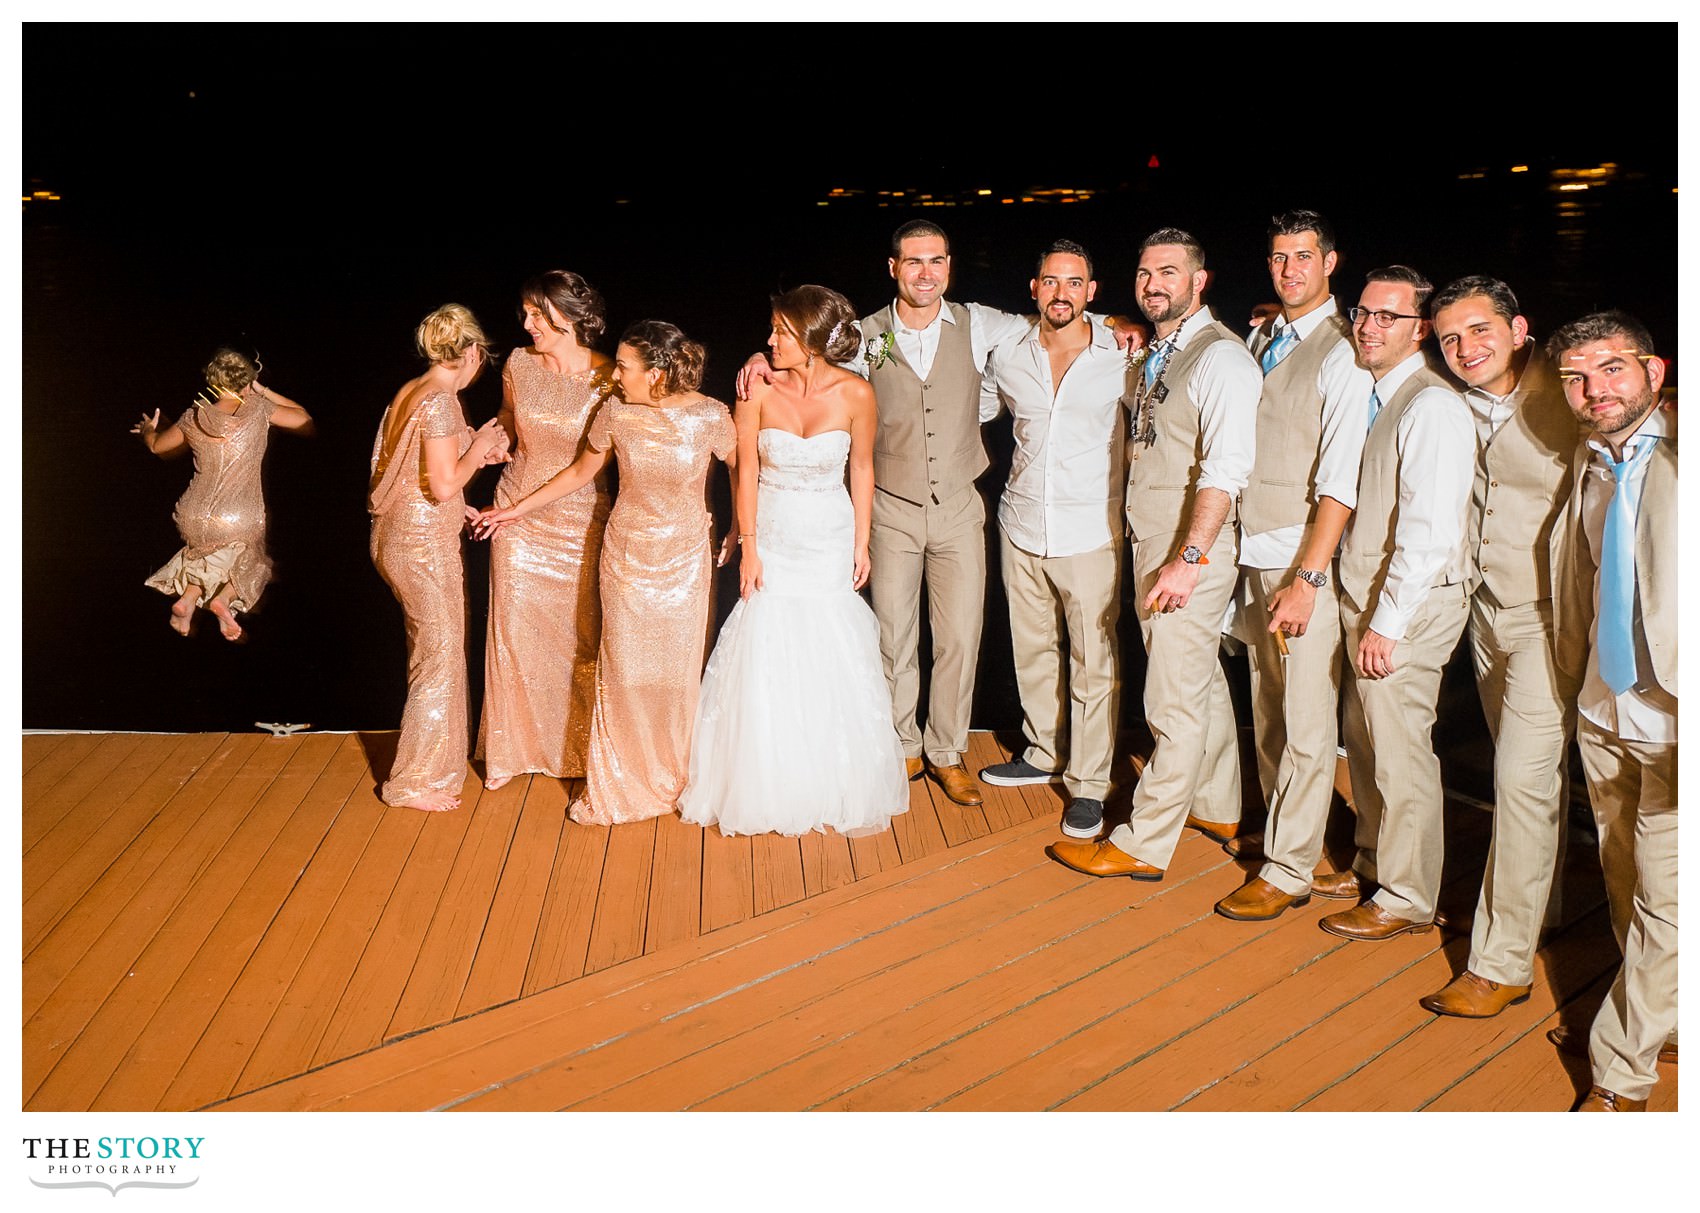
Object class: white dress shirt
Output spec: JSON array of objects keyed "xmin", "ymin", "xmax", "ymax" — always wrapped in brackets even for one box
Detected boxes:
[
  {"xmin": 843, "ymin": 299, "xmax": 1031, "ymax": 421},
  {"xmin": 1240, "ymin": 296, "xmax": 1374, "ymax": 569},
  {"xmin": 1578, "ymin": 408, "xmax": 1676, "ymax": 743},
  {"xmin": 1366, "ymin": 352, "xmax": 1477, "ymax": 641},
  {"xmin": 986, "ymin": 314, "xmax": 1126, "ymax": 558},
  {"xmin": 1167, "ymin": 307, "xmax": 1261, "ymax": 499}
]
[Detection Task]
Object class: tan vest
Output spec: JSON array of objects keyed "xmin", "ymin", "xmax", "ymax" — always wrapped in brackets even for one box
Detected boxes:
[
  {"xmin": 861, "ymin": 301, "xmax": 987, "ymax": 505},
  {"xmin": 1467, "ymin": 348, "xmax": 1582, "ymax": 607},
  {"xmin": 1339, "ymin": 363, "xmax": 1469, "ymax": 605},
  {"xmin": 1122, "ymin": 314, "xmax": 1241, "ymax": 544},
  {"xmin": 1239, "ymin": 312, "xmax": 1353, "ymax": 536}
]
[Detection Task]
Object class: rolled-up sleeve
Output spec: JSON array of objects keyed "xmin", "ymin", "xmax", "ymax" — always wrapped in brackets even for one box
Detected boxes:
[
  {"xmin": 1313, "ymin": 339, "xmax": 1375, "ymax": 509},
  {"xmin": 1194, "ymin": 340, "xmax": 1262, "ymax": 497}
]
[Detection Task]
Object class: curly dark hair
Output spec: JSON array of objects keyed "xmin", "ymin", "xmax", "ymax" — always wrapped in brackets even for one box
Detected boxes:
[
  {"xmin": 771, "ymin": 284, "xmax": 862, "ymax": 365},
  {"xmin": 620, "ymin": 320, "xmax": 707, "ymax": 395},
  {"xmin": 519, "ymin": 269, "xmax": 607, "ymax": 348}
]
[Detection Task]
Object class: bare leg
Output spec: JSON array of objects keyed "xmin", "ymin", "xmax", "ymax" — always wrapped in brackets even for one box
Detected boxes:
[
  {"xmin": 208, "ymin": 588, "xmax": 243, "ymax": 641},
  {"xmin": 399, "ymin": 791, "xmax": 460, "ymax": 813},
  {"xmin": 170, "ymin": 585, "xmax": 203, "ymax": 636}
]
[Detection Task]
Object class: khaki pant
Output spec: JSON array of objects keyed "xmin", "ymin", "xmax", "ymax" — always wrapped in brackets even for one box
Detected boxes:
[
  {"xmin": 1243, "ymin": 565, "xmax": 1346, "ymax": 898},
  {"xmin": 1340, "ymin": 583, "xmax": 1469, "ymax": 922},
  {"xmin": 1578, "ymin": 717, "xmax": 1678, "ymax": 1102},
  {"xmin": 870, "ymin": 484, "xmax": 986, "ymax": 767},
  {"xmin": 1465, "ymin": 591, "xmax": 1574, "ymax": 986},
  {"xmin": 999, "ymin": 533, "xmax": 1121, "ymax": 800},
  {"xmin": 1109, "ymin": 527, "xmax": 1240, "ymax": 869}
]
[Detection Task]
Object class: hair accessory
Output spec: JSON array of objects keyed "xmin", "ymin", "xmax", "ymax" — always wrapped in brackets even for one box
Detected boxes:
[{"xmin": 826, "ymin": 320, "xmax": 845, "ymax": 349}]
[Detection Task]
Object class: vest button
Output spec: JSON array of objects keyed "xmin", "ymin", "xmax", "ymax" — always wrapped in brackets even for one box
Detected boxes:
[
  {"xmin": 928, "ymin": 456, "xmax": 936, "ymax": 461},
  {"xmin": 1490, "ymin": 480, "xmax": 1500, "ymax": 487},
  {"xmin": 927, "ymin": 432, "xmax": 934, "ymax": 438},
  {"xmin": 1482, "ymin": 538, "xmax": 1490, "ymax": 544},
  {"xmin": 1486, "ymin": 508, "xmax": 1494, "ymax": 516},
  {"xmin": 922, "ymin": 384, "xmax": 931, "ymax": 391}
]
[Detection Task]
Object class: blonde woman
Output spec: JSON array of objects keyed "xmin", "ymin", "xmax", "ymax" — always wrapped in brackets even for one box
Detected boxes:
[
  {"xmin": 133, "ymin": 348, "xmax": 313, "ymax": 640},
  {"xmin": 369, "ymin": 304, "xmax": 509, "ymax": 812}
]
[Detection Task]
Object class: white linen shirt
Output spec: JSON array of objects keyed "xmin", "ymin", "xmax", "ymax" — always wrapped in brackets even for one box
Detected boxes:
[
  {"xmin": 986, "ymin": 314, "xmax": 1127, "ymax": 558},
  {"xmin": 1240, "ymin": 296, "xmax": 1374, "ymax": 569},
  {"xmin": 1578, "ymin": 408, "xmax": 1676, "ymax": 743},
  {"xmin": 1365, "ymin": 352, "xmax": 1477, "ymax": 641},
  {"xmin": 1163, "ymin": 307, "xmax": 1261, "ymax": 500}
]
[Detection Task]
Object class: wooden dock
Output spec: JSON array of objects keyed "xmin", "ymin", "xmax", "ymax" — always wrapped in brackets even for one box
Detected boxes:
[{"xmin": 20, "ymin": 730, "xmax": 1675, "ymax": 1113}]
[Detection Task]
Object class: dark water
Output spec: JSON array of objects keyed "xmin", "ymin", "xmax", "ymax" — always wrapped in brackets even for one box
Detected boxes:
[{"xmin": 22, "ymin": 27, "xmax": 1677, "ymax": 736}]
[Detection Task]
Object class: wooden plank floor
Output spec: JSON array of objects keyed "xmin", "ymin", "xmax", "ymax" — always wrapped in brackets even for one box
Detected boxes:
[{"xmin": 20, "ymin": 731, "xmax": 1676, "ymax": 1113}]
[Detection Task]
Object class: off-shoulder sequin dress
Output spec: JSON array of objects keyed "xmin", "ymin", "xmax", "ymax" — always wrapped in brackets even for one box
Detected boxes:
[
  {"xmin": 570, "ymin": 397, "xmax": 736, "ymax": 826},
  {"xmin": 144, "ymin": 396, "xmax": 276, "ymax": 611},
  {"xmin": 476, "ymin": 350, "xmax": 612, "ymax": 782},
  {"xmin": 369, "ymin": 390, "xmax": 473, "ymax": 806}
]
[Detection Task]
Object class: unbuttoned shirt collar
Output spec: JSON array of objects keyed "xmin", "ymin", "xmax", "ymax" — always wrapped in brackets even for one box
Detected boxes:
[
  {"xmin": 890, "ymin": 299, "xmax": 957, "ymax": 334},
  {"xmin": 1164, "ymin": 305, "xmax": 1217, "ymax": 353},
  {"xmin": 1271, "ymin": 295, "xmax": 1340, "ymax": 345}
]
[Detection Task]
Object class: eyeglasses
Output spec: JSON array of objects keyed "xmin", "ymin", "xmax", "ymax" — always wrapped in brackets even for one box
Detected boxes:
[{"xmin": 1348, "ymin": 307, "xmax": 1423, "ymax": 329}]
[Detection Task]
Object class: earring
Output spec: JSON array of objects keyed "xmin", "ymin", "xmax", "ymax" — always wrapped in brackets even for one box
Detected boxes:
[{"xmin": 806, "ymin": 353, "xmax": 814, "ymax": 368}]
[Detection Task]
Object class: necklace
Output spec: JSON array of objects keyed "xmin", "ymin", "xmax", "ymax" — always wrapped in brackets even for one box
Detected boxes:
[{"xmin": 1128, "ymin": 336, "xmax": 1176, "ymax": 455}]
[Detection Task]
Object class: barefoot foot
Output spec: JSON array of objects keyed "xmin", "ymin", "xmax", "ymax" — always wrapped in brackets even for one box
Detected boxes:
[
  {"xmin": 401, "ymin": 792, "xmax": 460, "ymax": 813},
  {"xmin": 485, "ymin": 775, "xmax": 513, "ymax": 791},
  {"xmin": 170, "ymin": 590, "xmax": 201, "ymax": 636},
  {"xmin": 209, "ymin": 598, "xmax": 243, "ymax": 641}
]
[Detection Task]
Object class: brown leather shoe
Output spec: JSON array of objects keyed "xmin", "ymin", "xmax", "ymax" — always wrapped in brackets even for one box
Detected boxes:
[
  {"xmin": 926, "ymin": 761, "xmax": 983, "ymax": 806},
  {"xmin": 1046, "ymin": 839, "xmax": 1163, "ymax": 881},
  {"xmin": 1215, "ymin": 876, "xmax": 1311, "ymax": 922},
  {"xmin": 1318, "ymin": 901, "xmax": 1434, "ymax": 942},
  {"xmin": 905, "ymin": 756, "xmax": 925, "ymax": 781},
  {"xmin": 1419, "ymin": 970, "xmax": 1531, "ymax": 1018},
  {"xmin": 1550, "ymin": 1024, "xmax": 1678, "ymax": 1065},
  {"xmin": 1222, "ymin": 830, "xmax": 1265, "ymax": 860},
  {"xmin": 1576, "ymin": 1085, "xmax": 1647, "ymax": 1112},
  {"xmin": 1185, "ymin": 813, "xmax": 1242, "ymax": 844},
  {"xmin": 1310, "ymin": 870, "xmax": 1367, "ymax": 900}
]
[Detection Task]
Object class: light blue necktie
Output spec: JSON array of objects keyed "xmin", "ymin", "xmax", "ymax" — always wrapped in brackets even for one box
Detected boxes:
[
  {"xmin": 1366, "ymin": 386, "xmax": 1382, "ymax": 432},
  {"xmin": 1260, "ymin": 323, "xmax": 1298, "ymax": 374},
  {"xmin": 1143, "ymin": 338, "xmax": 1173, "ymax": 390},
  {"xmin": 1598, "ymin": 436, "xmax": 1659, "ymax": 694}
]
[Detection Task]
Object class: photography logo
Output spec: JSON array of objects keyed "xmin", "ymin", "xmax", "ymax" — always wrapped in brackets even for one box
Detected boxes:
[{"xmin": 23, "ymin": 1136, "xmax": 203, "ymax": 1196}]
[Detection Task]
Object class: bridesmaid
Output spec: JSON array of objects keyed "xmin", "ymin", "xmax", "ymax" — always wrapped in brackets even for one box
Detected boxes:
[
  {"xmin": 476, "ymin": 320, "xmax": 735, "ymax": 825},
  {"xmin": 132, "ymin": 348, "xmax": 313, "ymax": 640},
  {"xmin": 476, "ymin": 270, "xmax": 613, "ymax": 791},
  {"xmin": 368, "ymin": 304, "xmax": 510, "ymax": 813}
]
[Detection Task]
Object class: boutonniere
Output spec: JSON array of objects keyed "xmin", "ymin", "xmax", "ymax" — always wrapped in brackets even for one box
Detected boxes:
[
  {"xmin": 865, "ymin": 330, "xmax": 896, "ymax": 370},
  {"xmin": 1123, "ymin": 345, "xmax": 1149, "ymax": 372}
]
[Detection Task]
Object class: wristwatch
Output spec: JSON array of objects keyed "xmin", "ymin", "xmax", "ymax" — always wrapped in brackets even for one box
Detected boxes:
[
  {"xmin": 1295, "ymin": 567, "xmax": 1328, "ymax": 589},
  {"xmin": 1180, "ymin": 545, "xmax": 1209, "ymax": 566}
]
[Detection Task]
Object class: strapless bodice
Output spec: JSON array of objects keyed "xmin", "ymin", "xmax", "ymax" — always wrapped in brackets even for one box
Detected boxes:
[{"xmin": 757, "ymin": 429, "xmax": 850, "ymax": 493}]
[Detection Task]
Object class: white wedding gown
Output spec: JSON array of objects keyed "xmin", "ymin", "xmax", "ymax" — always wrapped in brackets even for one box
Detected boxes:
[{"xmin": 681, "ymin": 429, "xmax": 908, "ymax": 836}]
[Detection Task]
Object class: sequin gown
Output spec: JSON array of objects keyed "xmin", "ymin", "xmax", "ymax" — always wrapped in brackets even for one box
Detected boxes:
[
  {"xmin": 369, "ymin": 390, "xmax": 473, "ymax": 806},
  {"xmin": 476, "ymin": 350, "xmax": 612, "ymax": 782},
  {"xmin": 681, "ymin": 430, "xmax": 908, "ymax": 836},
  {"xmin": 570, "ymin": 397, "xmax": 736, "ymax": 826},
  {"xmin": 144, "ymin": 396, "xmax": 276, "ymax": 610}
]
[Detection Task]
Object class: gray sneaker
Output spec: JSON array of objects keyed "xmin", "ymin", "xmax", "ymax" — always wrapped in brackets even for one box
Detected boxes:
[
  {"xmin": 1062, "ymin": 798, "xmax": 1104, "ymax": 839},
  {"xmin": 980, "ymin": 757, "xmax": 1065, "ymax": 787}
]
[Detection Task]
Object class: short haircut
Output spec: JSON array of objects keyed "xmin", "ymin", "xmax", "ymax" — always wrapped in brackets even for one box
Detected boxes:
[
  {"xmin": 1036, "ymin": 238, "xmax": 1094, "ymax": 281},
  {"xmin": 1545, "ymin": 309, "xmax": 1658, "ymax": 363},
  {"xmin": 1363, "ymin": 265, "xmax": 1434, "ymax": 313},
  {"xmin": 1267, "ymin": 209, "xmax": 1335, "ymax": 257},
  {"xmin": 1140, "ymin": 227, "xmax": 1206, "ymax": 272},
  {"xmin": 890, "ymin": 219, "xmax": 949, "ymax": 257},
  {"xmin": 1430, "ymin": 275, "xmax": 1521, "ymax": 325}
]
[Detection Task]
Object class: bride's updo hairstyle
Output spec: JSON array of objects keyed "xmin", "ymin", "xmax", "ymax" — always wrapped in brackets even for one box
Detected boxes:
[
  {"xmin": 620, "ymin": 320, "xmax": 707, "ymax": 396},
  {"xmin": 203, "ymin": 348, "xmax": 259, "ymax": 395},
  {"xmin": 772, "ymin": 284, "xmax": 862, "ymax": 365},
  {"xmin": 416, "ymin": 303, "xmax": 497, "ymax": 367},
  {"xmin": 520, "ymin": 269, "xmax": 607, "ymax": 348}
]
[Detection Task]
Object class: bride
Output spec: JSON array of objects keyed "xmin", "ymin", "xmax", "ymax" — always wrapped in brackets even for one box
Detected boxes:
[{"xmin": 680, "ymin": 285, "xmax": 908, "ymax": 836}]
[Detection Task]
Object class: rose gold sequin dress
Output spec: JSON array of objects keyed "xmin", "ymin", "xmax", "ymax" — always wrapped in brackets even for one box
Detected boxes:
[
  {"xmin": 570, "ymin": 397, "xmax": 736, "ymax": 826},
  {"xmin": 369, "ymin": 390, "xmax": 473, "ymax": 806},
  {"xmin": 144, "ymin": 396, "xmax": 276, "ymax": 610},
  {"xmin": 476, "ymin": 350, "xmax": 613, "ymax": 782}
]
